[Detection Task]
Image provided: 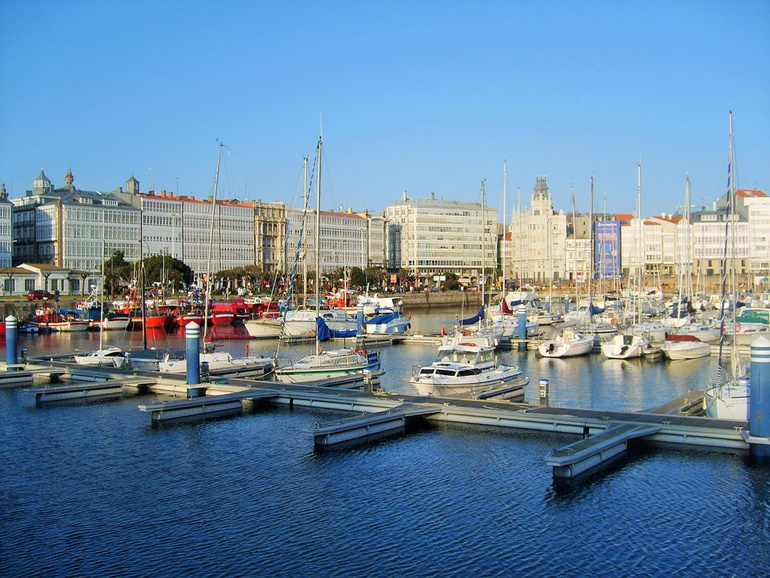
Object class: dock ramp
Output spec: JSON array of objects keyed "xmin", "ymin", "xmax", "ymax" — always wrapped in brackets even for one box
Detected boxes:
[
  {"xmin": 546, "ymin": 422, "xmax": 662, "ymax": 478},
  {"xmin": 313, "ymin": 402, "xmax": 442, "ymax": 448}
]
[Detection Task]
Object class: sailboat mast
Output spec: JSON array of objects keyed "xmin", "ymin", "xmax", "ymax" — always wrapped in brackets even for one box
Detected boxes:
[
  {"xmin": 203, "ymin": 142, "xmax": 223, "ymax": 349},
  {"xmin": 302, "ymin": 155, "xmax": 309, "ymax": 302},
  {"xmin": 481, "ymin": 179, "xmax": 486, "ymax": 308},
  {"xmin": 684, "ymin": 176, "xmax": 693, "ymax": 301},
  {"xmin": 588, "ymin": 176, "xmax": 594, "ymax": 310},
  {"xmin": 637, "ymin": 164, "xmax": 643, "ymax": 324},
  {"xmin": 315, "ymin": 137, "xmax": 322, "ymax": 356},
  {"xmin": 502, "ymin": 161, "xmax": 507, "ymax": 293},
  {"xmin": 728, "ymin": 112, "xmax": 738, "ymax": 374}
]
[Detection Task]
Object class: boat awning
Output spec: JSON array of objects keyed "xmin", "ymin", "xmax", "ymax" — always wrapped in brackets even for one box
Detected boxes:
[{"xmin": 460, "ymin": 306, "xmax": 485, "ymax": 326}]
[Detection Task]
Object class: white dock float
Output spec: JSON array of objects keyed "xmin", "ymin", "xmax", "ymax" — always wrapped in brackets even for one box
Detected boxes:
[
  {"xmin": 138, "ymin": 389, "xmax": 278, "ymax": 422},
  {"xmin": 312, "ymin": 402, "xmax": 442, "ymax": 448},
  {"xmin": 31, "ymin": 378, "xmax": 158, "ymax": 405},
  {"xmin": 475, "ymin": 377, "xmax": 530, "ymax": 401},
  {"xmin": 545, "ymin": 422, "xmax": 662, "ymax": 478},
  {"xmin": 0, "ymin": 366, "xmax": 68, "ymax": 388}
]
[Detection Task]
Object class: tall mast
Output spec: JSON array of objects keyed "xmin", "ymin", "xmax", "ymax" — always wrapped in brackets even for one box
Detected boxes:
[
  {"xmin": 637, "ymin": 164, "xmax": 643, "ymax": 324},
  {"xmin": 588, "ymin": 176, "xmax": 594, "ymax": 310},
  {"xmin": 684, "ymin": 175, "xmax": 693, "ymax": 302},
  {"xmin": 502, "ymin": 161, "xmax": 507, "ymax": 294},
  {"xmin": 480, "ymin": 179, "xmax": 486, "ymax": 309},
  {"xmin": 729, "ymin": 112, "xmax": 738, "ymax": 375},
  {"xmin": 302, "ymin": 155, "xmax": 309, "ymax": 302},
  {"xmin": 203, "ymin": 141, "xmax": 223, "ymax": 350},
  {"xmin": 315, "ymin": 136, "xmax": 322, "ymax": 356},
  {"xmin": 517, "ymin": 186, "xmax": 522, "ymax": 287}
]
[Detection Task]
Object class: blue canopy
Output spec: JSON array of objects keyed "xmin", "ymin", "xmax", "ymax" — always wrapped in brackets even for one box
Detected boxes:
[
  {"xmin": 316, "ymin": 317, "xmax": 357, "ymax": 341},
  {"xmin": 364, "ymin": 313, "xmax": 401, "ymax": 325},
  {"xmin": 460, "ymin": 306, "xmax": 485, "ymax": 326}
]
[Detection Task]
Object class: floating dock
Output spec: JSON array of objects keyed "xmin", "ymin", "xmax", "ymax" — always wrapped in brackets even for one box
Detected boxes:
[
  {"xmin": 30, "ymin": 377, "xmax": 158, "ymax": 405},
  {"xmin": 15, "ymin": 357, "xmax": 754, "ymax": 481},
  {"xmin": 545, "ymin": 422, "xmax": 663, "ymax": 478},
  {"xmin": 312, "ymin": 402, "xmax": 442, "ymax": 447}
]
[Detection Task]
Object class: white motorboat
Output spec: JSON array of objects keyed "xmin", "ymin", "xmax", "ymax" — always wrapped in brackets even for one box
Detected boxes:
[
  {"xmin": 99, "ymin": 314, "xmax": 131, "ymax": 331},
  {"xmin": 243, "ymin": 316, "xmax": 282, "ymax": 339},
  {"xmin": 73, "ymin": 347, "xmax": 128, "ymax": 368},
  {"xmin": 660, "ymin": 334, "xmax": 711, "ymax": 360},
  {"xmin": 158, "ymin": 351, "xmax": 274, "ymax": 375},
  {"xmin": 363, "ymin": 312, "xmax": 411, "ymax": 335},
  {"xmin": 600, "ymin": 333, "xmax": 649, "ymax": 359},
  {"xmin": 410, "ymin": 342, "xmax": 525, "ymax": 397},
  {"xmin": 666, "ymin": 322, "xmax": 719, "ymax": 344},
  {"xmin": 538, "ymin": 330, "xmax": 594, "ymax": 358}
]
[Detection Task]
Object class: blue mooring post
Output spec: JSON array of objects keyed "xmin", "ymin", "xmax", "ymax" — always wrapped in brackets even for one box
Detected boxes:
[
  {"xmin": 185, "ymin": 322, "xmax": 201, "ymax": 385},
  {"xmin": 517, "ymin": 304, "xmax": 527, "ymax": 352},
  {"xmin": 5, "ymin": 315, "xmax": 18, "ymax": 369},
  {"xmin": 564, "ymin": 296, "xmax": 570, "ymax": 315},
  {"xmin": 748, "ymin": 336, "xmax": 770, "ymax": 458},
  {"xmin": 357, "ymin": 304, "xmax": 364, "ymax": 336}
]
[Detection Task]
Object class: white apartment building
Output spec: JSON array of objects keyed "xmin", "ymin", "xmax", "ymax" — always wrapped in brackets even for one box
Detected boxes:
[
  {"xmin": 0, "ymin": 184, "xmax": 12, "ymax": 268},
  {"xmin": 285, "ymin": 206, "xmax": 367, "ymax": 276},
  {"xmin": 385, "ymin": 191, "xmax": 497, "ymax": 285},
  {"xmin": 11, "ymin": 170, "xmax": 140, "ymax": 277},
  {"xmin": 508, "ymin": 177, "xmax": 566, "ymax": 284},
  {"xmin": 735, "ymin": 189, "xmax": 770, "ymax": 277},
  {"xmin": 115, "ymin": 182, "xmax": 255, "ymax": 283}
]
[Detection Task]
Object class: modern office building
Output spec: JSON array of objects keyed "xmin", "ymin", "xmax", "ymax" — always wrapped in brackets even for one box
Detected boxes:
[{"xmin": 385, "ymin": 190, "xmax": 497, "ymax": 286}]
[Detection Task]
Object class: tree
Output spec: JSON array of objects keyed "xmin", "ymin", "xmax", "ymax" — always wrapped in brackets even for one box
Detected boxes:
[
  {"xmin": 364, "ymin": 267, "xmax": 386, "ymax": 289},
  {"xmin": 141, "ymin": 255, "xmax": 194, "ymax": 293},
  {"xmin": 350, "ymin": 266, "xmax": 366, "ymax": 288},
  {"xmin": 102, "ymin": 250, "xmax": 132, "ymax": 297},
  {"xmin": 443, "ymin": 272, "xmax": 460, "ymax": 291}
]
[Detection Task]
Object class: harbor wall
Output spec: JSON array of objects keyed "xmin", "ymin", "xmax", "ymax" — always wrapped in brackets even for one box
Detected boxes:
[{"xmin": 399, "ymin": 290, "xmax": 483, "ymax": 311}]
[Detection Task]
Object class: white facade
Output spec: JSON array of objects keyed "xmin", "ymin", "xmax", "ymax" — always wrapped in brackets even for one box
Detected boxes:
[
  {"xmin": 735, "ymin": 189, "xmax": 770, "ymax": 274},
  {"xmin": 10, "ymin": 171, "xmax": 140, "ymax": 275},
  {"xmin": 132, "ymin": 191, "xmax": 255, "ymax": 282},
  {"xmin": 508, "ymin": 177, "xmax": 566, "ymax": 284},
  {"xmin": 285, "ymin": 206, "xmax": 367, "ymax": 274},
  {"xmin": 0, "ymin": 185, "xmax": 11, "ymax": 268},
  {"xmin": 385, "ymin": 191, "xmax": 497, "ymax": 284}
]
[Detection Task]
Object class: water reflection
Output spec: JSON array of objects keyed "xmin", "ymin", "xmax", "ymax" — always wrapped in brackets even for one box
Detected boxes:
[{"xmin": 8, "ymin": 311, "xmax": 718, "ymax": 413}]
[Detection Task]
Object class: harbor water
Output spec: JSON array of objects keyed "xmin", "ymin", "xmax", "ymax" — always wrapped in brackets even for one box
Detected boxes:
[{"xmin": 2, "ymin": 312, "xmax": 769, "ymax": 576}]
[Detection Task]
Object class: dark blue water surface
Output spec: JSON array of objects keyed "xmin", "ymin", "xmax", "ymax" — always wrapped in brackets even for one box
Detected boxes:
[{"xmin": 2, "ymin": 313, "xmax": 769, "ymax": 577}]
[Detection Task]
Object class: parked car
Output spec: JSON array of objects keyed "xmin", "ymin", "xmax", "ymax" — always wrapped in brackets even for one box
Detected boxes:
[{"xmin": 27, "ymin": 290, "xmax": 54, "ymax": 301}]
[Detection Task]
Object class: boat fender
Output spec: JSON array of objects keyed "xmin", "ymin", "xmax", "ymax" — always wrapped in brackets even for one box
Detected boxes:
[
  {"xmin": 735, "ymin": 322, "xmax": 742, "ymax": 333},
  {"xmin": 611, "ymin": 317, "xmax": 618, "ymax": 326}
]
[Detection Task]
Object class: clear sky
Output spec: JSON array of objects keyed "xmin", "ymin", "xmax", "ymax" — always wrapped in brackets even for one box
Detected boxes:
[{"xmin": 1, "ymin": 0, "xmax": 768, "ymax": 222}]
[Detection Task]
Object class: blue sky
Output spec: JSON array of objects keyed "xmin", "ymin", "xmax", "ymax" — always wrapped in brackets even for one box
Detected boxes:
[{"xmin": 1, "ymin": 0, "xmax": 768, "ymax": 221}]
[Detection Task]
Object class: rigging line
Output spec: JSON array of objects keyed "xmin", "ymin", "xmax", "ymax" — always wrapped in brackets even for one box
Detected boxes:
[{"xmin": 275, "ymin": 152, "xmax": 318, "ymax": 355}]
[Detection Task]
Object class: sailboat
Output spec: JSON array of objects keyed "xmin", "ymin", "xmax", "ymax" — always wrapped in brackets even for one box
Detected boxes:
[
  {"xmin": 274, "ymin": 136, "xmax": 380, "ymax": 384},
  {"xmin": 604, "ymin": 165, "xmax": 649, "ymax": 359},
  {"xmin": 704, "ymin": 112, "xmax": 749, "ymax": 420},
  {"xmin": 75, "ymin": 233, "xmax": 129, "ymax": 367}
]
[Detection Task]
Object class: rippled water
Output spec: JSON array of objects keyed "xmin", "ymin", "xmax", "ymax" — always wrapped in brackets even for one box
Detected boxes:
[{"xmin": 2, "ymin": 313, "xmax": 769, "ymax": 576}]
